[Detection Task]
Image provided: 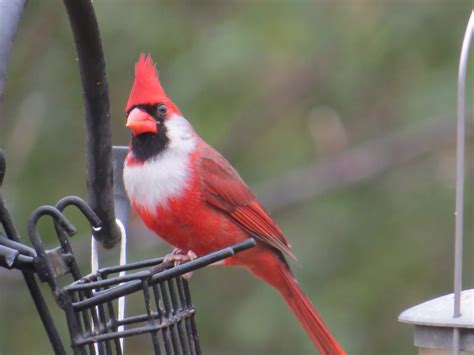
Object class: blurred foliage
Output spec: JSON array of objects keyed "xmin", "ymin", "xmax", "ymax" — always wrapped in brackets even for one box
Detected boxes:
[{"xmin": 0, "ymin": 1, "xmax": 473, "ymax": 354}]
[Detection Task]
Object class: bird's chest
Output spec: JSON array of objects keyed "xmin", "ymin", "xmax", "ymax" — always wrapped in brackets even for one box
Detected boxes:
[
  {"xmin": 124, "ymin": 152, "xmax": 244, "ymax": 254},
  {"xmin": 123, "ymin": 149, "xmax": 195, "ymax": 214}
]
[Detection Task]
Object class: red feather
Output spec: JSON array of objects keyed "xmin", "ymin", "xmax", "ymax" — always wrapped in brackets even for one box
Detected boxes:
[
  {"xmin": 199, "ymin": 143, "xmax": 296, "ymax": 260},
  {"xmin": 125, "ymin": 53, "xmax": 180, "ymax": 115}
]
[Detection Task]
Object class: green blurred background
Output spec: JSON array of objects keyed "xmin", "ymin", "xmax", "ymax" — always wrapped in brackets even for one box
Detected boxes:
[{"xmin": 0, "ymin": 1, "xmax": 473, "ymax": 354}]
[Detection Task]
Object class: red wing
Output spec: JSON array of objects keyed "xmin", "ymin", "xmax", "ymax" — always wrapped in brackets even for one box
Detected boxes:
[{"xmin": 199, "ymin": 143, "xmax": 295, "ymax": 260}]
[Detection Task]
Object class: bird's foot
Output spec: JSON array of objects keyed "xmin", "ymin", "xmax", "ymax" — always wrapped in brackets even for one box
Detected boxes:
[
  {"xmin": 163, "ymin": 249, "xmax": 197, "ymax": 280},
  {"xmin": 164, "ymin": 249, "xmax": 197, "ymax": 264}
]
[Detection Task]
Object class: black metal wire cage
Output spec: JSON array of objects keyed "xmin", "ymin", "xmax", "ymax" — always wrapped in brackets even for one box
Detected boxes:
[
  {"xmin": 0, "ymin": 150, "xmax": 256, "ymax": 355},
  {"xmin": 65, "ymin": 257, "xmax": 200, "ymax": 355}
]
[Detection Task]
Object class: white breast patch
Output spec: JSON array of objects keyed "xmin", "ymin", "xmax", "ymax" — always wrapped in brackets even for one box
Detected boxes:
[{"xmin": 123, "ymin": 115, "xmax": 197, "ymax": 213}]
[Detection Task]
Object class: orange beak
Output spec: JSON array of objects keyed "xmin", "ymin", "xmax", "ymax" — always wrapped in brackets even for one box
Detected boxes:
[{"xmin": 126, "ymin": 107, "xmax": 158, "ymax": 136}]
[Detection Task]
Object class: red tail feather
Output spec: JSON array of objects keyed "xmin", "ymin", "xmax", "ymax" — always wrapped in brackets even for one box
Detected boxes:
[
  {"xmin": 279, "ymin": 265, "xmax": 345, "ymax": 354},
  {"xmin": 245, "ymin": 253, "xmax": 345, "ymax": 355}
]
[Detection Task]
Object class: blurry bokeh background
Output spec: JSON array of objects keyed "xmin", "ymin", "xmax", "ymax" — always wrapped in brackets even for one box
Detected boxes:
[{"xmin": 1, "ymin": 1, "xmax": 473, "ymax": 354}]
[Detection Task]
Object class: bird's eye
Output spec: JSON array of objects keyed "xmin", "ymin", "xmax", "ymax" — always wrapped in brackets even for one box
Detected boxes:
[{"xmin": 157, "ymin": 104, "xmax": 168, "ymax": 117}]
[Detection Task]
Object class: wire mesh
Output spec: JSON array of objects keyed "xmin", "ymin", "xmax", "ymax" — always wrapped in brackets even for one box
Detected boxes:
[{"xmin": 63, "ymin": 257, "xmax": 201, "ymax": 355}]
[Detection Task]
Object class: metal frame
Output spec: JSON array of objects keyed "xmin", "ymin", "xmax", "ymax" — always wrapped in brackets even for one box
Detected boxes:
[
  {"xmin": 0, "ymin": 159, "xmax": 257, "ymax": 353},
  {"xmin": 26, "ymin": 197, "xmax": 255, "ymax": 355},
  {"xmin": 62, "ymin": 0, "xmax": 120, "ymax": 248}
]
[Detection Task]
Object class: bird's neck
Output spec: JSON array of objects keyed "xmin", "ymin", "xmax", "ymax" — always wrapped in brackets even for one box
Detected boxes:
[
  {"xmin": 129, "ymin": 114, "xmax": 197, "ymax": 164},
  {"xmin": 124, "ymin": 115, "xmax": 198, "ymax": 214},
  {"xmin": 130, "ymin": 130, "xmax": 169, "ymax": 163}
]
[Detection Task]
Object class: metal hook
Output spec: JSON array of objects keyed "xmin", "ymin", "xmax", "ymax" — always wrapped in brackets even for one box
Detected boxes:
[
  {"xmin": 28, "ymin": 205, "xmax": 76, "ymax": 254},
  {"xmin": 55, "ymin": 196, "xmax": 102, "ymax": 230}
]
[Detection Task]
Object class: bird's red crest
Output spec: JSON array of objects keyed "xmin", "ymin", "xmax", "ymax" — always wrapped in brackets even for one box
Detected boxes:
[{"xmin": 125, "ymin": 53, "xmax": 179, "ymax": 114}]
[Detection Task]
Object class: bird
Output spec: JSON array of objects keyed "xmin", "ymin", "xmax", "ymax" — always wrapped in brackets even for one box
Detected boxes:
[{"xmin": 123, "ymin": 53, "xmax": 345, "ymax": 355}]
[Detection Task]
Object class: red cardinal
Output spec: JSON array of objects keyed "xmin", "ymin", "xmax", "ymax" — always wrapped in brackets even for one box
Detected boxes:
[{"xmin": 123, "ymin": 54, "xmax": 345, "ymax": 355}]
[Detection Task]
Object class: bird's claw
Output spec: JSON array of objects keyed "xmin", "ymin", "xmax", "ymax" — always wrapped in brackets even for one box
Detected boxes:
[{"xmin": 163, "ymin": 249, "xmax": 197, "ymax": 280}]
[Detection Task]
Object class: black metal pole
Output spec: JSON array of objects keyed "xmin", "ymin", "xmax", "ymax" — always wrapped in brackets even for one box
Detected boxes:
[
  {"xmin": 62, "ymin": 0, "xmax": 120, "ymax": 249},
  {"xmin": 0, "ymin": 0, "xmax": 27, "ymax": 109}
]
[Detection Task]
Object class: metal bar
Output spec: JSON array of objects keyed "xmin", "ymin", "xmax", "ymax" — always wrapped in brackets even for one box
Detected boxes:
[
  {"xmin": 142, "ymin": 280, "xmax": 162, "ymax": 354},
  {"xmin": 104, "ymin": 299, "xmax": 122, "ymax": 355},
  {"xmin": 70, "ymin": 291, "xmax": 94, "ymax": 355},
  {"xmin": 62, "ymin": 0, "xmax": 120, "ymax": 249},
  {"xmin": 0, "ymin": 244, "xmax": 35, "ymax": 271},
  {"xmin": 90, "ymin": 256, "xmax": 165, "ymax": 277},
  {"xmin": 0, "ymin": 234, "xmax": 36, "ymax": 256},
  {"xmin": 160, "ymin": 282, "xmax": 181, "ymax": 353},
  {"xmin": 114, "ymin": 309, "xmax": 192, "ymax": 328},
  {"xmin": 454, "ymin": 8, "xmax": 473, "ymax": 318},
  {"xmin": 183, "ymin": 280, "xmax": 201, "ymax": 355},
  {"xmin": 0, "ymin": 0, "xmax": 27, "ymax": 108},
  {"xmin": 90, "ymin": 275, "xmax": 113, "ymax": 355},
  {"xmin": 88, "ymin": 306, "xmax": 104, "ymax": 355},
  {"xmin": 153, "ymin": 284, "xmax": 173, "ymax": 354},
  {"xmin": 95, "ymin": 298, "xmax": 113, "ymax": 355},
  {"xmin": 75, "ymin": 309, "xmax": 195, "ymax": 346},
  {"xmin": 72, "ymin": 239, "xmax": 256, "ymax": 311},
  {"xmin": 80, "ymin": 301, "xmax": 94, "ymax": 355},
  {"xmin": 453, "ymin": 9, "xmax": 474, "ymax": 355},
  {"xmin": 64, "ymin": 293, "xmax": 88, "ymax": 355},
  {"xmin": 176, "ymin": 277, "xmax": 196, "ymax": 355},
  {"xmin": 67, "ymin": 270, "xmax": 156, "ymax": 291},
  {"xmin": 24, "ymin": 276, "xmax": 68, "ymax": 355},
  {"xmin": 169, "ymin": 278, "xmax": 190, "ymax": 354}
]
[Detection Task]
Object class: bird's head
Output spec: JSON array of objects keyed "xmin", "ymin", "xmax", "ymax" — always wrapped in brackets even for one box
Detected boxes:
[
  {"xmin": 125, "ymin": 54, "xmax": 196, "ymax": 163},
  {"xmin": 125, "ymin": 53, "xmax": 181, "ymax": 137}
]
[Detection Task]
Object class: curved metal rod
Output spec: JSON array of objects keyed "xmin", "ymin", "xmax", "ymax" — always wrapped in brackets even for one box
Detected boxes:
[
  {"xmin": 0, "ymin": 0, "xmax": 27, "ymax": 109},
  {"xmin": 62, "ymin": 0, "xmax": 120, "ymax": 249},
  {"xmin": 28, "ymin": 205, "xmax": 76, "ymax": 256},
  {"xmin": 54, "ymin": 195, "xmax": 101, "ymax": 280},
  {"xmin": 56, "ymin": 195, "xmax": 102, "ymax": 229}
]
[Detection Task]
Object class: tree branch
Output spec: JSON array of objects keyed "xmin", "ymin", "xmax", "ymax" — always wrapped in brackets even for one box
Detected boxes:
[{"xmin": 256, "ymin": 119, "xmax": 472, "ymax": 213}]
